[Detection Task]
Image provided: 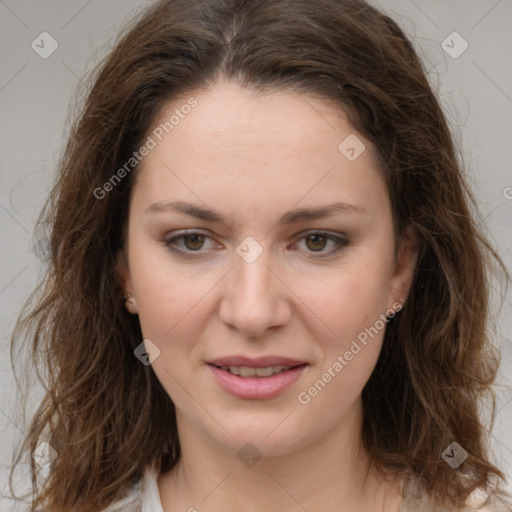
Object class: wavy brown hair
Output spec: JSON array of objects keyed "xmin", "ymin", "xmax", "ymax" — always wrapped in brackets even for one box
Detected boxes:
[{"xmin": 9, "ymin": 0, "xmax": 511, "ymax": 510}]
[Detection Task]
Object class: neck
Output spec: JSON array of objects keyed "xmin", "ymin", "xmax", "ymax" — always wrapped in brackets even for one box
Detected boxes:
[{"xmin": 158, "ymin": 400, "xmax": 403, "ymax": 512}]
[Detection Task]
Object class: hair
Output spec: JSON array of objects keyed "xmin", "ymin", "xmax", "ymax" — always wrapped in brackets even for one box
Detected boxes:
[{"xmin": 9, "ymin": 0, "xmax": 511, "ymax": 511}]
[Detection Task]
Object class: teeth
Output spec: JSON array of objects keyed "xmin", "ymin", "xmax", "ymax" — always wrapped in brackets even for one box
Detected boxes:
[{"xmin": 220, "ymin": 365, "xmax": 291, "ymax": 377}]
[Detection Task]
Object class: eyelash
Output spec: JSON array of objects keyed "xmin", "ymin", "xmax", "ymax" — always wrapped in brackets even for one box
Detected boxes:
[{"xmin": 161, "ymin": 230, "xmax": 349, "ymax": 259}]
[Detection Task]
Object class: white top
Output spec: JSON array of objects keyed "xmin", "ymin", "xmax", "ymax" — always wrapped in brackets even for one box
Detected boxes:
[
  {"xmin": 100, "ymin": 465, "xmax": 163, "ymax": 512},
  {"xmin": 103, "ymin": 465, "xmax": 512, "ymax": 512},
  {"xmin": 141, "ymin": 465, "xmax": 165, "ymax": 512}
]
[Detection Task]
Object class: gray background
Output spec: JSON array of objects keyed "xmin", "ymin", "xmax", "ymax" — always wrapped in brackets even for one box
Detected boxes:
[{"xmin": 1, "ymin": 0, "xmax": 511, "ymax": 509}]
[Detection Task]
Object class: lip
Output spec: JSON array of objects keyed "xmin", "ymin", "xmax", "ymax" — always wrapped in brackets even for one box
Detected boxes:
[
  {"xmin": 207, "ymin": 362, "xmax": 309, "ymax": 400},
  {"xmin": 207, "ymin": 355, "xmax": 307, "ymax": 368}
]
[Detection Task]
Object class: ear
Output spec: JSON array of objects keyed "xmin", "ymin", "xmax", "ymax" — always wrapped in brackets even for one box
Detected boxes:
[
  {"xmin": 387, "ymin": 224, "xmax": 418, "ymax": 310},
  {"xmin": 115, "ymin": 248, "xmax": 138, "ymax": 314}
]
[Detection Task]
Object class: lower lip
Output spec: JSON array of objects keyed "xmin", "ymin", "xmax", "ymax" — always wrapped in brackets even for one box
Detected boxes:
[{"xmin": 207, "ymin": 364, "xmax": 308, "ymax": 400}]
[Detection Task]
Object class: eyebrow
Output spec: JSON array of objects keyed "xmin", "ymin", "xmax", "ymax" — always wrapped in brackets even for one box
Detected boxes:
[{"xmin": 146, "ymin": 200, "xmax": 366, "ymax": 226}]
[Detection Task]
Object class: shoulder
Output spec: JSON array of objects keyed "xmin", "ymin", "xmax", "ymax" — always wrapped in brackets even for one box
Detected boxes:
[
  {"xmin": 470, "ymin": 492, "xmax": 512, "ymax": 512},
  {"xmin": 98, "ymin": 482, "xmax": 142, "ymax": 512},
  {"xmin": 97, "ymin": 464, "xmax": 164, "ymax": 512},
  {"xmin": 400, "ymin": 479, "xmax": 512, "ymax": 512},
  {"xmin": 464, "ymin": 486, "xmax": 512, "ymax": 512},
  {"xmin": 140, "ymin": 463, "xmax": 165, "ymax": 512}
]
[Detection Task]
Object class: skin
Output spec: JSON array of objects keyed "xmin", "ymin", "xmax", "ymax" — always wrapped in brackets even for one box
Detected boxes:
[{"xmin": 117, "ymin": 78, "xmax": 418, "ymax": 512}]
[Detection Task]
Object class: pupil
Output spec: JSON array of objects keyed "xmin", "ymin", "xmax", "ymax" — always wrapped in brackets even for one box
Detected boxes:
[
  {"xmin": 185, "ymin": 234, "xmax": 204, "ymax": 250},
  {"xmin": 307, "ymin": 234, "xmax": 326, "ymax": 251}
]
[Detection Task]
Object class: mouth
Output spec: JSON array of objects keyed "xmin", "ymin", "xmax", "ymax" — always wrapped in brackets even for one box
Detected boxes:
[
  {"xmin": 208, "ymin": 363, "xmax": 308, "ymax": 378},
  {"xmin": 206, "ymin": 361, "xmax": 309, "ymax": 400}
]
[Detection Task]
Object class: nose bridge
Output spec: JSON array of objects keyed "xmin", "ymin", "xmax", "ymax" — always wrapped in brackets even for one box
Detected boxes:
[
  {"xmin": 219, "ymin": 238, "xmax": 290, "ymax": 336},
  {"xmin": 235, "ymin": 247, "xmax": 273, "ymax": 299}
]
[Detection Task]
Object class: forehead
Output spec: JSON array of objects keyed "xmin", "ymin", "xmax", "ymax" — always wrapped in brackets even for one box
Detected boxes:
[
  {"xmin": 132, "ymin": 80, "xmax": 388, "ymax": 222},
  {"xmin": 150, "ymin": 80, "xmax": 375, "ymax": 160}
]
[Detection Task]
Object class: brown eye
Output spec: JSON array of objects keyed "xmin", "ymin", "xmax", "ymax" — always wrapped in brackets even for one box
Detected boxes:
[
  {"xmin": 182, "ymin": 234, "xmax": 205, "ymax": 251},
  {"xmin": 162, "ymin": 231, "xmax": 215, "ymax": 255},
  {"xmin": 293, "ymin": 231, "xmax": 349, "ymax": 259},
  {"xmin": 163, "ymin": 231, "xmax": 348, "ymax": 259},
  {"xmin": 305, "ymin": 234, "xmax": 328, "ymax": 252}
]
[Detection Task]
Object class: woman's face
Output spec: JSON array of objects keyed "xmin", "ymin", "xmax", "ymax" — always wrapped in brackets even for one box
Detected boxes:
[{"xmin": 118, "ymin": 79, "xmax": 417, "ymax": 456}]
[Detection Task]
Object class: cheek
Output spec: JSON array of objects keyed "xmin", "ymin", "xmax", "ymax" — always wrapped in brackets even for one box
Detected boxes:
[
  {"xmin": 296, "ymin": 270, "xmax": 390, "ymax": 412},
  {"xmin": 128, "ymin": 247, "xmax": 223, "ymax": 364},
  {"xmin": 127, "ymin": 240, "xmax": 187, "ymax": 338},
  {"xmin": 310, "ymin": 261, "xmax": 393, "ymax": 340},
  {"xmin": 135, "ymin": 279, "xmax": 200, "ymax": 345}
]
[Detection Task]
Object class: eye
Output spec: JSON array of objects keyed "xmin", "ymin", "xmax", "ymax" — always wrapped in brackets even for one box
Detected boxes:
[
  {"xmin": 291, "ymin": 232, "xmax": 349, "ymax": 258},
  {"xmin": 162, "ymin": 230, "xmax": 348, "ymax": 259},
  {"xmin": 162, "ymin": 231, "xmax": 218, "ymax": 255}
]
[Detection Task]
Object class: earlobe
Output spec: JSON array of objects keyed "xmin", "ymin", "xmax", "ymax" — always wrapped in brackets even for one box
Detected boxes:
[
  {"xmin": 123, "ymin": 292, "xmax": 138, "ymax": 314},
  {"xmin": 115, "ymin": 249, "xmax": 139, "ymax": 314},
  {"xmin": 388, "ymin": 225, "xmax": 419, "ymax": 310}
]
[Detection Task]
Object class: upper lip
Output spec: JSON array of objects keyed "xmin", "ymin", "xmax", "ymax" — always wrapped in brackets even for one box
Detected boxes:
[{"xmin": 207, "ymin": 356, "xmax": 308, "ymax": 368}]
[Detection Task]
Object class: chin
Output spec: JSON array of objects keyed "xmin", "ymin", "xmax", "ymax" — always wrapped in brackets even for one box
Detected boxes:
[{"xmin": 210, "ymin": 422, "xmax": 312, "ymax": 460}]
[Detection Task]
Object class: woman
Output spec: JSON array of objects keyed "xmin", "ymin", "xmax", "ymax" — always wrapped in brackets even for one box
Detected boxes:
[{"xmin": 9, "ymin": 0, "xmax": 512, "ymax": 510}]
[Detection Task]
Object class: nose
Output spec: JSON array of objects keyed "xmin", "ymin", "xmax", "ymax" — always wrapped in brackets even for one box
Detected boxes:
[{"xmin": 218, "ymin": 243, "xmax": 292, "ymax": 338}]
